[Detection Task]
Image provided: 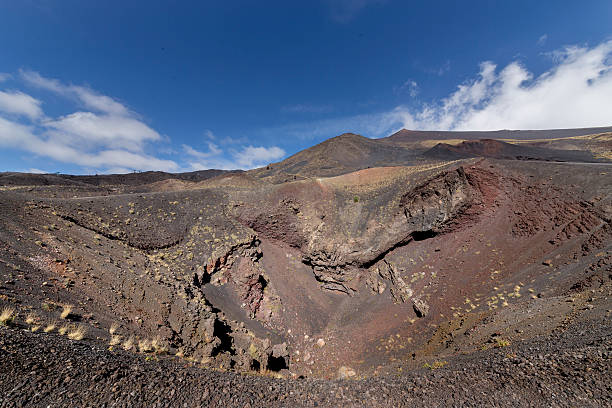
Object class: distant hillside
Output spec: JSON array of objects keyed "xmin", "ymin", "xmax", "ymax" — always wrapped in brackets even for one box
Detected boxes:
[
  {"xmin": 61, "ymin": 169, "xmax": 235, "ymax": 186},
  {"xmin": 0, "ymin": 169, "xmax": 235, "ymax": 187},
  {"xmin": 250, "ymin": 127, "xmax": 612, "ymax": 181},
  {"xmin": 249, "ymin": 133, "xmax": 422, "ymax": 180},
  {"xmin": 384, "ymin": 126, "xmax": 612, "ymax": 144},
  {"xmin": 424, "ymin": 139, "xmax": 599, "ymax": 162},
  {"xmin": 3, "ymin": 126, "xmax": 610, "ymax": 186}
]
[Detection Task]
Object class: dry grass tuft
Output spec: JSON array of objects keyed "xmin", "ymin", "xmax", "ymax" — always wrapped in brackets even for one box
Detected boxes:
[
  {"xmin": 25, "ymin": 312, "xmax": 39, "ymax": 325},
  {"xmin": 495, "ymin": 338, "xmax": 511, "ymax": 348},
  {"xmin": 109, "ymin": 334, "xmax": 122, "ymax": 346},
  {"xmin": 60, "ymin": 304, "xmax": 73, "ymax": 319},
  {"xmin": 109, "ymin": 322, "xmax": 120, "ymax": 335},
  {"xmin": 151, "ymin": 336, "xmax": 168, "ymax": 354},
  {"xmin": 423, "ymin": 360, "xmax": 448, "ymax": 370},
  {"xmin": 58, "ymin": 324, "xmax": 70, "ymax": 335},
  {"xmin": 67, "ymin": 325, "xmax": 87, "ymax": 340},
  {"xmin": 123, "ymin": 336, "xmax": 135, "ymax": 351},
  {"xmin": 43, "ymin": 323, "xmax": 56, "ymax": 333},
  {"xmin": 256, "ymin": 368, "xmax": 285, "ymax": 379},
  {"xmin": 31, "ymin": 325, "xmax": 40, "ymax": 332},
  {"xmin": 0, "ymin": 306, "xmax": 16, "ymax": 325},
  {"xmin": 138, "ymin": 339, "xmax": 153, "ymax": 353}
]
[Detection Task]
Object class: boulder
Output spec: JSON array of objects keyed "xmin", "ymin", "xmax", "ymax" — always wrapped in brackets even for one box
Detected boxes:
[
  {"xmin": 412, "ymin": 298, "xmax": 429, "ymax": 317},
  {"xmin": 271, "ymin": 342, "xmax": 288, "ymax": 358},
  {"xmin": 336, "ymin": 366, "xmax": 356, "ymax": 379}
]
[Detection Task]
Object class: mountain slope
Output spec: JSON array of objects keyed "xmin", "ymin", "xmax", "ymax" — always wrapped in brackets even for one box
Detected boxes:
[{"xmin": 249, "ymin": 133, "xmax": 422, "ymax": 180}]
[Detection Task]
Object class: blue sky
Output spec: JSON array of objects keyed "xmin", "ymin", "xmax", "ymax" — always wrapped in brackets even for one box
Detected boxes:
[{"xmin": 0, "ymin": 1, "xmax": 611, "ymax": 174}]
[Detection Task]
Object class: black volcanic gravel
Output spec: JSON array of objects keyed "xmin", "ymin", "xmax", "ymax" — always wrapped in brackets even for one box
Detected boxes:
[{"xmin": 1, "ymin": 312, "xmax": 610, "ymax": 408}]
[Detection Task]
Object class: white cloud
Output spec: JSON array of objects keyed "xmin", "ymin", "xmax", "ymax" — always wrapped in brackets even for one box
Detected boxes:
[
  {"xmin": 4, "ymin": 71, "xmax": 279, "ymax": 173},
  {"xmin": 183, "ymin": 142, "xmax": 222, "ymax": 159},
  {"xmin": 444, "ymin": 40, "xmax": 612, "ymax": 130},
  {"xmin": 27, "ymin": 168, "xmax": 47, "ymax": 174},
  {"xmin": 0, "ymin": 116, "xmax": 38, "ymax": 147},
  {"xmin": 406, "ymin": 40, "xmax": 612, "ymax": 131},
  {"xmin": 72, "ymin": 88, "xmax": 130, "ymax": 116},
  {"xmin": 404, "ymin": 61, "xmax": 498, "ymax": 130},
  {"xmin": 0, "ymin": 90, "xmax": 43, "ymax": 119},
  {"xmin": 45, "ymin": 111, "xmax": 161, "ymax": 152},
  {"xmin": 234, "ymin": 146, "xmax": 286, "ymax": 168},
  {"xmin": 393, "ymin": 40, "xmax": 612, "ymax": 131},
  {"xmin": 0, "ymin": 116, "xmax": 178, "ymax": 172},
  {"xmin": 5, "ymin": 40, "xmax": 610, "ymax": 174},
  {"xmin": 0, "ymin": 71, "xmax": 177, "ymax": 173},
  {"xmin": 0, "ymin": 73, "xmax": 12, "ymax": 82},
  {"xmin": 81, "ymin": 149, "xmax": 177, "ymax": 171},
  {"xmin": 270, "ymin": 40, "xmax": 612, "ymax": 138},
  {"xmin": 20, "ymin": 70, "xmax": 129, "ymax": 115},
  {"xmin": 20, "ymin": 70, "xmax": 64, "ymax": 93},
  {"xmin": 184, "ymin": 143, "xmax": 285, "ymax": 170}
]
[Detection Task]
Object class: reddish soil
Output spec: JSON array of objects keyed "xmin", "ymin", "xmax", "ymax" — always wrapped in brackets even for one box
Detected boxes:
[{"xmin": 0, "ymin": 128, "xmax": 611, "ymax": 406}]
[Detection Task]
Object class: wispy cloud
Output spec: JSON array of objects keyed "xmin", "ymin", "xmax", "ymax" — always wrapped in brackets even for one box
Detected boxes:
[
  {"xmin": 394, "ymin": 80, "xmax": 419, "ymax": 97},
  {"xmin": 414, "ymin": 60, "xmax": 451, "ymax": 77},
  {"xmin": 429, "ymin": 60, "xmax": 451, "ymax": 76},
  {"xmin": 183, "ymin": 142, "xmax": 222, "ymax": 160},
  {"xmin": 21, "ymin": 70, "xmax": 129, "ymax": 115},
  {"xmin": 326, "ymin": 0, "xmax": 386, "ymax": 23},
  {"xmin": 44, "ymin": 111, "xmax": 161, "ymax": 152},
  {"xmin": 234, "ymin": 146, "xmax": 286, "ymax": 168},
  {"xmin": 0, "ymin": 90, "xmax": 43, "ymax": 119},
  {"xmin": 183, "ymin": 143, "xmax": 285, "ymax": 170},
  {"xmin": 282, "ymin": 104, "xmax": 333, "ymax": 114},
  {"xmin": 537, "ymin": 34, "xmax": 548, "ymax": 46},
  {"xmin": 27, "ymin": 168, "xmax": 47, "ymax": 174},
  {"xmin": 260, "ymin": 109, "xmax": 404, "ymax": 141},
  {"xmin": 0, "ymin": 73, "xmax": 12, "ymax": 83}
]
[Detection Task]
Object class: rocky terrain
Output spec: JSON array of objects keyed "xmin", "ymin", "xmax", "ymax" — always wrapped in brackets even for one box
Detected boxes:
[{"xmin": 0, "ymin": 127, "xmax": 611, "ymax": 406}]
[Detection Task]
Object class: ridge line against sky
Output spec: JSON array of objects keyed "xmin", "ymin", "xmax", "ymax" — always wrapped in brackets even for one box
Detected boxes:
[
  {"xmin": 0, "ymin": 1, "xmax": 611, "ymax": 174},
  {"xmin": 1, "ymin": 40, "xmax": 611, "ymax": 174}
]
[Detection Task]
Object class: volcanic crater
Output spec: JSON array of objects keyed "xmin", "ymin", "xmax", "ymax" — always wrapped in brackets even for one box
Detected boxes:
[{"xmin": 1, "ymin": 128, "xmax": 611, "ymax": 406}]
